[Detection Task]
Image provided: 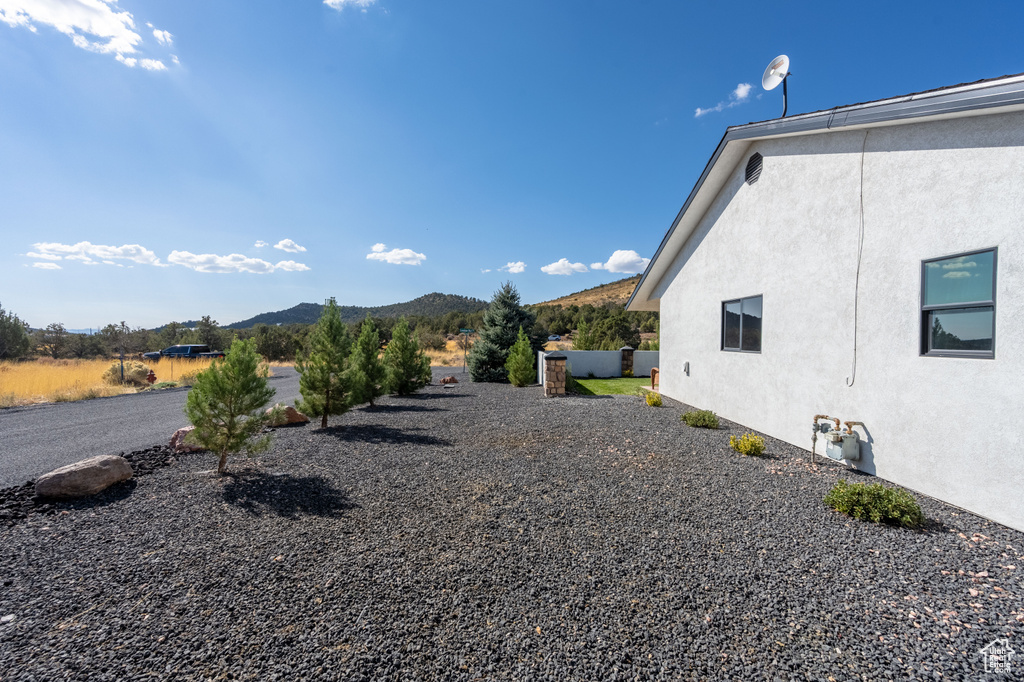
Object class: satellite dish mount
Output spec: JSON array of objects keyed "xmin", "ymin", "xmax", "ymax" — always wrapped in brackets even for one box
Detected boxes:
[{"xmin": 762, "ymin": 55, "xmax": 791, "ymax": 117}]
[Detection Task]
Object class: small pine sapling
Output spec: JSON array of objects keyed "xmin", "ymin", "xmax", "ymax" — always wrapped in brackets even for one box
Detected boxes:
[
  {"xmin": 348, "ymin": 314, "xmax": 386, "ymax": 407},
  {"xmin": 505, "ymin": 326, "xmax": 536, "ymax": 387},
  {"xmin": 383, "ymin": 317, "xmax": 432, "ymax": 395},
  {"xmin": 184, "ymin": 338, "xmax": 275, "ymax": 475},
  {"xmin": 295, "ymin": 298, "xmax": 353, "ymax": 428}
]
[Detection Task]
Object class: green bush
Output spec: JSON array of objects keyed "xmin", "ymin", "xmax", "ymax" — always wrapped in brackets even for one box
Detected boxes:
[
  {"xmin": 644, "ymin": 391, "xmax": 662, "ymax": 407},
  {"xmin": 824, "ymin": 479, "xmax": 924, "ymax": 527},
  {"xmin": 102, "ymin": 360, "xmax": 150, "ymax": 387},
  {"xmin": 730, "ymin": 432, "xmax": 766, "ymax": 456},
  {"xmin": 622, "ymin": 369, "xmax": 633, "ymax": 378},
  {"xmin": 681, "ymin": 409, "xmax": 719, "ymax": 429},
  {"xmin": 505, "ymin": 326, "xmax": 536, "ymax": 387}
]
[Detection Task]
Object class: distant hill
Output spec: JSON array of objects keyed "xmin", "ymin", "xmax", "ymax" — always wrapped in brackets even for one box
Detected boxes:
[
  {"xmin": 224, "ymin": 292, "xmax": 488, "ymax": 329},
  {"xmin": 533, "ymin": 275, "xmax": 641, "ymax": 308}
]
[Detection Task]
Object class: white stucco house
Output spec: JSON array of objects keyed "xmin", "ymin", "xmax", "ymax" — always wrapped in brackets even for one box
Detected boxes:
[{"xmin": 627, "ymin": 74, "xmax": 1024, "ymax": 531}]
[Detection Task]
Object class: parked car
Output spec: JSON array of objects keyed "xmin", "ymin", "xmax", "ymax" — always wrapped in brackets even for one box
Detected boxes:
[
  {"xmin": 548, "ymin": 335, "xmax": 561, "ymax": 341},
  {"xmin": 142, "ymin": 344, "xmax": 225, "ymax": 361}
]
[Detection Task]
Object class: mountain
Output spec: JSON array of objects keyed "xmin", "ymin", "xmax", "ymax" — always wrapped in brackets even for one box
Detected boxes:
[
  {"xmin": 533, "ymin": 275, "xmax": 641, "ymax": 308},
  {"xmin": 224, "ymin": 292, "xmax": 489, "ymax": 329}
]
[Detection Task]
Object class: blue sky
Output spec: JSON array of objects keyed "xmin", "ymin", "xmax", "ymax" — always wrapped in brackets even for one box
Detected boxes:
[{"xmin": 2, "ymin": 0, "xmax": 1021, "ymax": 329}]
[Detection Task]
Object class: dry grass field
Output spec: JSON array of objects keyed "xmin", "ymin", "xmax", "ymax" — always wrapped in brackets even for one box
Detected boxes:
[
  {"xmin": 533, "ymin": 274, "xmax": 640, "ymax": 307},
  {"xmin": 424, "ymin": 339, "xmax": 473, "ymax": 368},
  {"xmin": 0, "ymin": 357, "xmax": 222, "ymax": 408}
]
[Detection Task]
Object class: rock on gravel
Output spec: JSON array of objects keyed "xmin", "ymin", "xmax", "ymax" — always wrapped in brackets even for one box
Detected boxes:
[
  {"xmin": 169, "ymin": 425, "xmax": 203, "ymax": 453},
  {"xmin": 0, "ymin": 369, "xmax": 1021, "ymax": 681},
  {"xmin": 33, "ymin": 455, "xmax": 132, "ymax": 500}
]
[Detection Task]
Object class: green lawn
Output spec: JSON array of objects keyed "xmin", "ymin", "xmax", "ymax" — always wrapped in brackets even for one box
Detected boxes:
[{"xmin": 572, "ymin": 377, "xmax": 652, "ymax": 395}]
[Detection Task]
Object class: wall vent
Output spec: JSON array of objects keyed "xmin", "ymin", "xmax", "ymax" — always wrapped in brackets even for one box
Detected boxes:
[{"xmin": 745, "ymin": 152, "xmax": 763, "ymax": 185}]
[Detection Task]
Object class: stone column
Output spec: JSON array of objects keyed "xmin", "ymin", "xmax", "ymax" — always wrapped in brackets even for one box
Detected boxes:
[
  {"xmin": 620, "ymin": 346, "xmax": 634, "ymax": 376},
  {"xmin": 544, "ymin": 352, "xmax": 566, "ymax": 398}
]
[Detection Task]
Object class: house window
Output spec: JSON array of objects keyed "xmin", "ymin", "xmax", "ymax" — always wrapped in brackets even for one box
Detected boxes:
[
  {"xmin": 722, "ymin": 295, "xmax": 762, "ymax": 352},
  {"xmin": 921, "ymin": 248, "xmax": 996, "ymax": 358}
]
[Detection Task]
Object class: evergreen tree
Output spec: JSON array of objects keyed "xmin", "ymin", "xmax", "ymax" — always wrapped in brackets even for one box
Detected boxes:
[
  {"xmin": 572, "ymin": 318, "xmax": 598, "ymax": 350},
  {"xmin": 468, "ymin": 282, "xmax": 536, "ymax": 382},
  {"xmin": 184, "ymin": 338, "xmax": 275, "ymax": 475},
  {"xmin": 295, "ymin": 298, "xmax": 353, "ymax": 428},
  {"xmin": 505, "ymin": 326, "xmax": 536, "ymax": 387},
  {"xmin": 348, "ymin": 314, "xmax": 386, "ymax": 407},
  {"xmin": 383, "ymin": 317, "xmax": 431, "ymax": 395},
  {"xmin": 0, "ymin": 302, "xmax": 31, "ymax": 360}
]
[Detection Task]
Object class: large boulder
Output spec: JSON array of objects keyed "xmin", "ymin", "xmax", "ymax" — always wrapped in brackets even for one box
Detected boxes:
[
  {"xmin": 266, "ymin": 404, "xmax": 310, "ymax": 426},
  {"xmin": 170, "ymin": 426, "xmax": 204, "ymax": 453},
  {"xmin": 34, "ymin": 455, "xmax": 133, "ymax": 500}
]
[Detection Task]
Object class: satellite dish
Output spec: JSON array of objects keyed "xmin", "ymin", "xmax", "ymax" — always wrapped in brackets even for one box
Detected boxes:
[
  {"xmin": 762, "ymin": 54, "xmax": 790, "ymax": 91},
  {"xmin": 761, "ymin": 54, "xmax": 791, "ymax": 117}
]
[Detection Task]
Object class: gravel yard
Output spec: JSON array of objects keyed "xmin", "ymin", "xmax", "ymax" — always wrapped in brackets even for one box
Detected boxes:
[{"xmin": 1, "ymin": 371, "xmax": 1021, "ymax": 680}]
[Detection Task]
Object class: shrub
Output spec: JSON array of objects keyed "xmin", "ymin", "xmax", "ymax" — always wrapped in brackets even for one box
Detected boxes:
[
  {"xmin": 730, "ymin": 432, "xmax": 766, "ymax": 456},
  {"xmin": 505, "ymin": 326, "xmax": 536, "ymax": 387},
  {"xmin": 176, "ymin": 368, "xmax": 202, "ymax": 386},
  {"xmin": 414, "ymin": 330, "xmax": 447, "ymax": 351},
  {"xmin": 644, "ymin": 391, "xmax": 662, "ymax": 407},
  {"xmin": 824, "ymin": 479, "xmax": 924, "ymax": 527},
  {"xmin": 565, "ymin": 367, "xmax": 582, "ymax": 394},
  {"xmin": 622, "ymin": 369, "xmax": 633, "ymax": 378},
  {"xmin": 102, "ymin": 360, "xmax": 150, "ymax": 387},
  {"xmin": 681, "ymin": 409, "xmax": 719, "ymax": 429},
  {"xmin": 185, "ymin": 338, "xmax": 275, "ymax": 475}
]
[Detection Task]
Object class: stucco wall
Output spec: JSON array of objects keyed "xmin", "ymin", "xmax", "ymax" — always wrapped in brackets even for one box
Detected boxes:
[
  {"xmin": 634, "ymin": 351, "xmax": 659, "ymax": 377},
  {"xmin": 536, "ymin": 350, "xmax": 660, "ymax": 383},
  {"xmin": 654, "ymin": 111, "xmax": 1024, "ymax": 531}
]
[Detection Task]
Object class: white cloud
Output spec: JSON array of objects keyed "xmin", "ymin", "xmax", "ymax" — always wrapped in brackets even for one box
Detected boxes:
[
  {"xmin": 168, "ymin": 251, "xmax": 310, "ymax": 274},
  {"xmin": 273, "ymin": 260, "xmax": 311, "ymax": 272},
  {"xmin": 499, "ymin": 261, "xmax": 526, "ymax": 274},
  {"xmin": 0, "ymin": 1, "xmax": 175, "ymax": 70},
  {"xmin": 591, "ymin": 250, "xmax": 650, "ymax": 274},
  {"xmin": 29, "ymin": 241, "xmax": 163, "ymax": 266},
  {"xmin": 480, "ymin": 268, "xmax": 491, "ymax": 273},
  {"xmin": 274, "ymin": 238, "xmax": 307, "ymax": 253},
  {"xmin": 695, "ymin": 82, "xmax": 754, "ymax": 118},
  {"xmin": 324, "ymin": 0, "xmax": 377, "ymax": 9},
  {"xmin": 943, "ymin": 271, "xmax": 972, "ymax": 279},
  {"xmin": 32, "ymin": 261, "xmax": 61, "ymax": 270},
  {"xmin": 254, "ymin": 240, "xmax": 268, "ymax": 248},
  {"xmin": 540, "ymin": 258, "xmax": 587, "ymax": 276},
  {"xmin": 366, "ymin": 244, "xmax": 425, "ymax": 266}
]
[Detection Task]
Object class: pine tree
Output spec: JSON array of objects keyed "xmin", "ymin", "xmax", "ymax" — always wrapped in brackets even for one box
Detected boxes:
[
  {"xmin": 184, "ymin": 338, "xmax": 275, "ymax": 475},
  {"xmin": 295, "ymin": 298, "xmax": 353, "ymax": 428},
  {"xmin": 383, "ymin": 317, "xmax": 431, "ymax": 395},
  {"xmin": 572, "ymin": 318, "xmax": 598, "ymax": 350},
  {"xmin": 348, "ymin": 314, "xmax": 386, "ymax": 407},
  {"xmin": 467, "ymin": 282, "xmax": 536, "ymax": 382},
  {"xmin": 505, "ymin": 326, "xmax": 536, "ymax": 387}
]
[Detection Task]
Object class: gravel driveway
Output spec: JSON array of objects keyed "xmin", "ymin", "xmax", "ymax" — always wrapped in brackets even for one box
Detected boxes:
[{"xmin": 1, "ymin": 371, "xmax": 1021, "ymax": 680}]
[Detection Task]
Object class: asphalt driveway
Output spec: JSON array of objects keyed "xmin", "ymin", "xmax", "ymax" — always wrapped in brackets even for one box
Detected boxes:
[{"xmin": 0, "ymin": 367, "xmax": 301, "ymax": 488}]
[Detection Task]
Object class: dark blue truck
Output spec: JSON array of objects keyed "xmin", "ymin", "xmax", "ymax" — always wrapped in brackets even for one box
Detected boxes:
[{"xmin": 142, "ymin": 344, "xmax": 225, "ymax": 361}]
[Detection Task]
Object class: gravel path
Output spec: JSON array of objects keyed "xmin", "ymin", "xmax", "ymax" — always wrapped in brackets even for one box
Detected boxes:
[
  {"xmin": 1, "ymin": 370, "xmax": 1021, "ymax": 680},
  {"xmin": 0, "ymin": 368, "xmax": 301, "ymax": 489}
]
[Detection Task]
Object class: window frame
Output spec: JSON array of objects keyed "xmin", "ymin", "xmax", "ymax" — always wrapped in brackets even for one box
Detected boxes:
[
  {"xmin": 721, "ymin": 294, "xmax": 763, "ymax": 353},
  {"xmin": 920, "ymin": 247, "xmax": 997, "ymax": 359}
]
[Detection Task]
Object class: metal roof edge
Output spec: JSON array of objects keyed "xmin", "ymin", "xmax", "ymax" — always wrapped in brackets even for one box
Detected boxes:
[{"xmin": 627, "ymin": 73, "xmax": 1024, "ymax": 311}]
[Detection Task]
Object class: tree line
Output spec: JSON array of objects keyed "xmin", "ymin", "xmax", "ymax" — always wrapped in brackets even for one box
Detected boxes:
[{"xmin": 0, "ymin": 297, "xmax": 659, "ymax": 363}]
